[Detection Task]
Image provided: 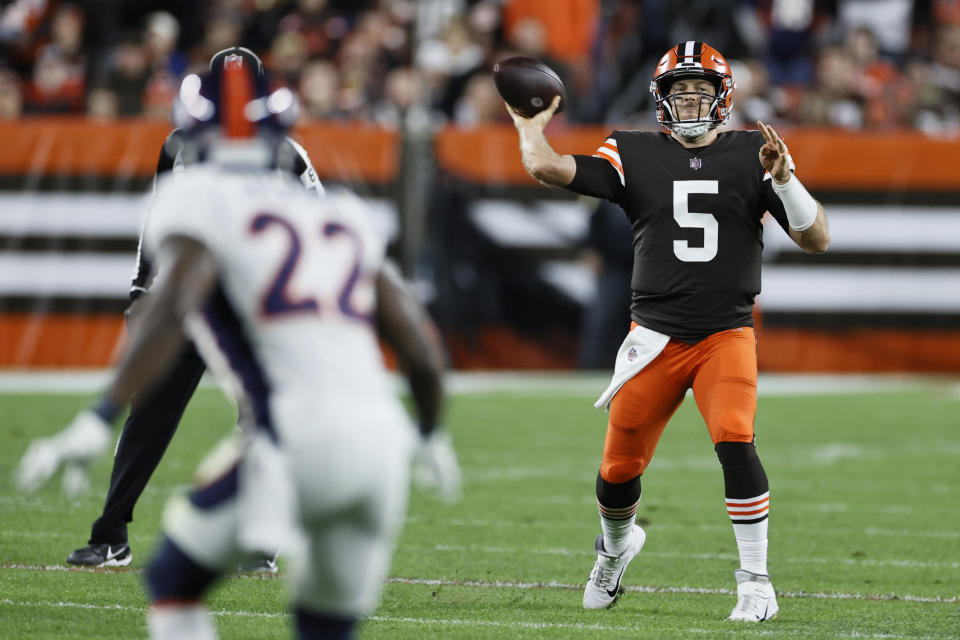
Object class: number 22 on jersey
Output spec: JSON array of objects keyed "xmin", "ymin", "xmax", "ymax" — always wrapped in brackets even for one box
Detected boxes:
[
  {"xmin": 250, "ymin": 212, "xmax": 372, "ymax": 322},
  {"xmin": 673, "ymin": 180, "xmax": 718, "ymax": 262}
]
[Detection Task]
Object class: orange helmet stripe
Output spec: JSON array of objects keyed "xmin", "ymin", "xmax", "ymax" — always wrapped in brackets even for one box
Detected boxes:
[{"xmin": 222, "ymin": 62, "xmax": 254, "ymax": 139}]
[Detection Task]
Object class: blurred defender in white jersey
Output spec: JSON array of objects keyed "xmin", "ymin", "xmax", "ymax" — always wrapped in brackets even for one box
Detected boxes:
[{"xmin": 15, "ymin": 55, "xmax": 455, "ymax": 639}]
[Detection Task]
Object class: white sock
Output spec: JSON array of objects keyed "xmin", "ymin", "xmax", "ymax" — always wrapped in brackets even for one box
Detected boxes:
[
  {"xmin": 727, "ymin": 492, "xmax": 770, "ymax": 575},
  {"xmin": 148, "ymin": 603, "xmax": 218, "ymax": 640},
  {"xmin": 732, "ymin": 519, "xmax": 769, "ymax": 575},
  {"xmin": 599, "ymin": 498, "xmax": 640, "ymax": 555}
]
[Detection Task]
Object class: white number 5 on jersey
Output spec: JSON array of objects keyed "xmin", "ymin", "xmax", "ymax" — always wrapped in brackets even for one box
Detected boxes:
[{"xmin": 673, "ymin": 180, "xmax": 718, "ymax": 262}]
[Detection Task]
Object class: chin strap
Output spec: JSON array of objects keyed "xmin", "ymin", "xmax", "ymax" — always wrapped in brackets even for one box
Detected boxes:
[{"xmin": 672, "ymin": 121, "xmax": 712, "ymax": 138}]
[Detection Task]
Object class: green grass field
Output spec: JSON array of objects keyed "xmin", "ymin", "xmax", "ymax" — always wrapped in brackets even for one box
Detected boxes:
[{"xmin": 2, "ymin": 376, "xmax": 958, "ymax": 639}]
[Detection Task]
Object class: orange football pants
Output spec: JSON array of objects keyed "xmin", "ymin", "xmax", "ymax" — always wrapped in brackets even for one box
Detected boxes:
[{"xmin": 600, "ymin": 324, "xmax": 758, "ymax": 483}]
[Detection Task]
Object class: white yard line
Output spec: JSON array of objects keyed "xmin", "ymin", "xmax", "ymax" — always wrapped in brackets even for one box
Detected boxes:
[
  {"xmin": 3, "ymin": 522, "xmax": 958, "ymax": 561},
  {"xmin": 386, "ymin": 577, "xmax": 960, "ymax": 604},
  {"xmin": 0, "ymin": 597, "xmax": 284, "ymax": 618},
  {"xmin": 2, "ymin": 564, "xmax": 956, "ymax": 604}
]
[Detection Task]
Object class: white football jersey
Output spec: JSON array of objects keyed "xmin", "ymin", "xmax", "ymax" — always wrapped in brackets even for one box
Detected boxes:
[{"xmin": 145, "ymin": 163, "xmax": 396, "ymax": 430}]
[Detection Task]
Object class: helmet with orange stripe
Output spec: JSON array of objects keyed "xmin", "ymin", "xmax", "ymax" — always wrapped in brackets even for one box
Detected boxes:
[
  {"xmin": 174, "ymin": 46, "xmax": 298, "ymax": 165},
  {"xmin": 649, "ymin": 41, "xmax": 735, "ymax": 139}
]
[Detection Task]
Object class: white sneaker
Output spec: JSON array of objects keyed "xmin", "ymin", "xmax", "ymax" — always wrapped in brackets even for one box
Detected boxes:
[
  {"xmin": 582, "ymin": 524, "xmax": 646, "ymax": 609},
  {"xmin": 728, "ymin": 569, "xmax": 779, "ymax": 621}
]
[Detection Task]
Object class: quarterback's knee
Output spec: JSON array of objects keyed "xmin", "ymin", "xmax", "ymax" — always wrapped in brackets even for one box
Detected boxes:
[
  {"xmin": 596, "ymin": 472, "xmax": 642, "ymax": 507},
  {"xmin": 712, "ymin": 410, "xmax": 755, "ymax": 443},
  {"xmin": 600, "ymin": 459, "xmax": 646, "ymax": 484}
]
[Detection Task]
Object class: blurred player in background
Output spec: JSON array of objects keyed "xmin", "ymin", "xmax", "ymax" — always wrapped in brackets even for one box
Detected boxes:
[
  {"xmin": 65, "ymin": 46, "xmax": 460, "ymax": 571},
  {"xmin": 507, "ymin": 41, "xmax": 829, "ymax": 621},
  {"xmin": 17, "ymin": 55, "xmax": 456, "ymax": 639},
  {"xmin": 66, "ymin": 46, "xmax": 321, "ymax": 571}
]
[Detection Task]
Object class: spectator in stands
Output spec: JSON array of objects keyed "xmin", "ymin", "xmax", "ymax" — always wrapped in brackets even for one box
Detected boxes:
[
  {"xmin": 299, "ymin": 58, "xmax": 346, "ymax": 119},
  {"xmin": 141, "ymin": 12, "xmax": 186, "ymax": 120},
  {"xmin": 845, "ymin": 26, "xmax": 903, "ymax": 127},
  {"xmin": 931, "ymin": 23, "xmax": 960, "ymax": 102},
  {"xmin": 48, "ymin": 3, "xmax": 85, "ymax": 65},
  {"xmin": 727, "ymin": 59, "xmax": 778, "ymax": 126},
  {"xmin": 355, "ymin": 5, "xmax": 409, "ymax": 70},
  {"xmin": 270, "ymin": 30, "xmax": 310, "ymax": 88},
  {"xmin": 0, "ymin": 69, "xmax": 23, "ymax": 118},
  {"xmin": 757, "ymin": 0, "xmax": 834, "ymax": 87},
  {"xmin": 501, "ymin": 0, "xmax": 598, "ymax": 67},
  {"xmin": 2, "ymin": 0, "xmax": 955, "ymax": 133},
  {"xmin": 924, "ymin": 23, "xmax": 960, "ymax": 134},
  {"xmin": 278, "ymin": 0, "xmax": 349, "ymax": 60},
  {"xmin": 98, "ymin": 36, "xmax": 150, "ymax": 117},
  {"xmin": 575, "ymin": 0, "xmax": 643, "ymax": 123},
  {"xmin": 200, "ymin": 10, "xmax": 245, "ymax": 63},
  {"xmin": 23, "ymin": 44, "xmax": 85, "ymax": 113},
  {"xmin": 372, "ymin": 65, "xmax": 420, "ymax": 128},
  {"xmin": 0, "ymin": 0, "xmax": 50, "ymax": 57},
  {"xmin": 86, "ymin": 85, "xmax": 118, "ymax": 120},
  {"xmin": 800, "ymin": 44, "xmax": 864, "ymax": 128},
  {"xmin": 504, "ymin": 14, "xmax": 549, "ymax": 63},
  {"xmin": 337, "ymin": 28, "xmax": 380, "ymax": 117},
  {"xmin": 417, "ymin": 16, "xmax": 486, "ymax": 119},
  {"xmin": 452, "ymin": 71, "xmax": 506, "ymax": 126},
  {"xmin": 465, "ymin": 0, "xmax": 501, "ymax": 57},
  {"xmin": 836, "ymin": 0, "xmax": 915, "ymax": 61}
]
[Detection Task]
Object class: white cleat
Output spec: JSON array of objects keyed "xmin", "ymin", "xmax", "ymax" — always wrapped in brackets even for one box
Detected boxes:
[
  {"xmin": 728, "ymin": 569, "xmax": 779, "ymax": 622},
  {"xmin": 582, "ymin": 524, "xmax": 646, "ymax": 609}
]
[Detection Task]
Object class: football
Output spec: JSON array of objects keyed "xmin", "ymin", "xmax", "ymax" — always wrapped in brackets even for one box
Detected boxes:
[{"xmin": 493, "ymin": 56, "xmax": 566, "ymax": 118}]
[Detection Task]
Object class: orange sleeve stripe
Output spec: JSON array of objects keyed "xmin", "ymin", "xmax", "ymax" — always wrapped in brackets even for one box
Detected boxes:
[{"xmin": 593, "ymin": 148, "xmax": 623, "ymax": 175}]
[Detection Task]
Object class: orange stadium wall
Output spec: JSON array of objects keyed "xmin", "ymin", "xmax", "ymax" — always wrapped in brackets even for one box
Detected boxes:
[{"xmin": 1, "ymin": 118, "xmax": 959, "ymax": 371}]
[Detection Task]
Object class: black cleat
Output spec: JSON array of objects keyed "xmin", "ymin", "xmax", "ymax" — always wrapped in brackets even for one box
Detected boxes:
[{"xmin": 66, "ymin": 543, "xmax": 132, "ymax": 567}]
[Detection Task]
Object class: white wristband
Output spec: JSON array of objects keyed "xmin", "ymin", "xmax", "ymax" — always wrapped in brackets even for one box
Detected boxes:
[{"xmin": 771, "ymin": 174, "xmax": 817, "ymax": 232}]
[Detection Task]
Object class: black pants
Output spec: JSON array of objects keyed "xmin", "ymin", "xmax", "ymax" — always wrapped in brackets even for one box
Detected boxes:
[{"xmin": 89, "ymin": 343, "xmax": 206, "ymax": 546}]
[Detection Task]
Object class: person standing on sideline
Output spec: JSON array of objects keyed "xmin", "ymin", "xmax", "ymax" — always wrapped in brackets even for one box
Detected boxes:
[{"xmin": 505, "ymin": 40, "xmax": 829, "ymax": 621}]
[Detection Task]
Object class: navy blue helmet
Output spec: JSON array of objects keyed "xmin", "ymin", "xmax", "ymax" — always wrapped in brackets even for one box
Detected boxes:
[{"xmin": 174, "ymin": 46, "xmax": 298, "ymax": 143}]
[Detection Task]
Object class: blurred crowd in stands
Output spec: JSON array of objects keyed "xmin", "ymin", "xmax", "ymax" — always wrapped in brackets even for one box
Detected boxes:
[{"xmin": 1, "ymin": 0, "xmax": 958, "ymax": 134}]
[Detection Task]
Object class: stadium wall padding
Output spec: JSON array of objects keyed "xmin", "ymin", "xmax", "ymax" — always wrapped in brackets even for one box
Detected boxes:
[{"xmin": 1, "ymin": 119, "xmax": 958, "ymax": 370}]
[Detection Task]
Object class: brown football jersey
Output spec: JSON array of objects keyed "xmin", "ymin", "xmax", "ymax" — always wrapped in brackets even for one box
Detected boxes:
[{"xmin": 568, "ymin": 129, "xmax": 792, "ymax": 341}]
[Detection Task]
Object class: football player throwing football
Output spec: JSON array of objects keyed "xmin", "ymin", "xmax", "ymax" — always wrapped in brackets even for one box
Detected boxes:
[{"xmin": 506, "ymin": 41, "xmax": 829, "ymax": 622}]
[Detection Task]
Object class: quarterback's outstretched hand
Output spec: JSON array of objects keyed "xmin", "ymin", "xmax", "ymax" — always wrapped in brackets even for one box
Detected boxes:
[
  {"xmin": 757, "ymin": 121, "xmax": 792, "ymax": 184},
  {"xmin": 505, "ymin": 95, "xmax": 562, "ymax": 131},
  {"xmin": 413, "ymin": 430, "xmax": 462, "ymax": 502},
  {"xmin": 15, "ymin": 410, "xmax": 112, "ymax": 496},
  {"xmin": 504, "ymin": 95, "xmax": 574, "ymax": 187}
]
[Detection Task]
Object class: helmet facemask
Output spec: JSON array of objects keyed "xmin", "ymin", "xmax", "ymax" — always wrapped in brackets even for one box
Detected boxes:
[{"xmin": 653, "ymin": 73, "xmax": 730, "ymax": 139}]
